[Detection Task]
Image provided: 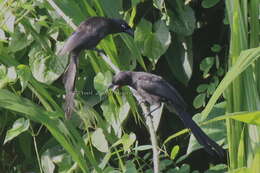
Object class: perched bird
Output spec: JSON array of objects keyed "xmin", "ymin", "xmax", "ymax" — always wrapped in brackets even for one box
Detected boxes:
[
  {"xmin": 60, "ymin": 17, "xmax": 134, "ymax": 119},
  {"xmin": 109, "ymin": 71, "xmax": 225, "ymax": 158}
]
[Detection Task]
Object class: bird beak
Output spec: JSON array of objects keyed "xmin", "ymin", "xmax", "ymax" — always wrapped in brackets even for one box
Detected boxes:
[
  {"xmin": 125, "ymin": 29, "xmax": 134, "ymax": 37},
  {"xmin": 108, "ymin": 84, "xmax": 120, "ymax": 91}
]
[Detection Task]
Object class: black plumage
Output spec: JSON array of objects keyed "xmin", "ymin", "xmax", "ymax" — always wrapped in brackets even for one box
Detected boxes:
[
  {"xmin": 109, "ymin": 71, "xmax": 225, "ymax": 158},
  {"xmin": 60, "ymin": 17, "xmax": 134, "ymax": 119}
]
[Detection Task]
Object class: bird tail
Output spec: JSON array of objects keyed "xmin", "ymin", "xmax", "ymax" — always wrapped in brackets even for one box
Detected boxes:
[
  {"xmin": 63, "ymin": 53, "xmax": 78, "ymax": 119},
  {"xmin": 177, "ymin": 110, "xmax": 225, "ymax": 158}
]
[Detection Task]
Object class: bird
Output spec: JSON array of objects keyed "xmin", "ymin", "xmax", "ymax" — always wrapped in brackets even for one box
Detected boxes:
[
  {"xmin": 109, "ymin": 71, "xmax": 225, "ymax": 158},
  {"xmin": 60, "ymin": 16, "xmax": 134, "ymax": 119}
]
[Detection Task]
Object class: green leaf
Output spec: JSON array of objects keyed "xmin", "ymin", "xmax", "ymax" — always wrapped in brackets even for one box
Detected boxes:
[
  {"xmin": 9, "ymin": 29, "xmax": 34, "ymax": 52},
  {"xmin": 170, "ymin": 145, "xmax": 180, "ymax": 160},
  {"xmin": 211, "ymin": 44, "xmax": 222, "ymax": 53},
  {"xmin": 0, "ymin": 65, "xmax": 17, "ymax": 89},
  {"xmin": 202, "ymin": 47, "xmax": 260, "ymax": 119},
  {"xmin": 193, "ymin": 93, "xmax": 206, "ymax": 109},
  {"xmin": 204, "ymin": 164, "xmax": 227, "ymax": 173},
  {"xmin": 165, "ymin": 36, "xmax": 193, "ymax": 85},
  {"xmin": 200, "ymin": 57, "xmax": 214, "ymax": 77},
  {"xmin": 91, "ymin": 128, "xmax": 109, "ymax": 153},
  {"xmin": 4, "ymin": 10, "xmax": 16, "ymax": 33},
  {"xmin": 196, "ymin": 84, "xmax": 209, "ymax": 93},
  {"xmin": 202, "ymin": 0, "xmax": 220, "ymax": 8},
  {"xmin": 16, "ymin": 65, "xmax": 32, "ymax": 92},
  {"xmin": 41, "ymin": 149, "xmax": 55, "ymax": 173},
  {"xmin": 120, "ymin": 133, "xmax": 136, "ymax": 151},
  {"xmin": 168, "ymin": 6, "xmax": 196, "ymax": 36},
  {"xmin": 125, "ymin": 161, "xmax": 138, "ymax": 173},
  {"xmin": 134, "ymin": 19, "xmax": 152, "ymax": 53},
  {"xmin": 94, "ymin": 71, "xmax": 112, "ymax": 95},
  {"xmin": 143, "ymin": 20, "xmax": 171, "ymax": 64},
  {"xmin": 251, "ymin": 147, "xmax": 260, "ymax": 173},
  {"xmin": 4, "ymin": 118, "xmax": 30, "ymax": 144},
  {"xmin": 29, "ymin": 43, "xmax": 68, "ymax": 84}
]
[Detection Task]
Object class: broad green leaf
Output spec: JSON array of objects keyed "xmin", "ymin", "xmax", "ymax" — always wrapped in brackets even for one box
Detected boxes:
[
  {"xmin": 29, "ymin": 44, "xmax": 68, "ymax": 84},
  {"xmin": 94, "ymin": 71, "xmax": 112, "ymax": 95},
  {"xmin": 143, "ymin": 20, "xmax": 171, "ymax": 64},
  {"xmin": 91, "ymin": 128, "xmax": 109, "ymax": 153},
  {"xmin": 202, "ymin": 0, "xmax": 221, "ymax": 8},
  {"xmin": 168, "ymin": 6, "xmax": 196, "ymax": 36},
  {"xmin": 165, "ymin": 36, "xmax": 193, "ymax": 85},
  {"xmin": 9, "ymin": 29, "xmax": 34, "ymax": 52},
  {"xmin": 125, "ymin": 161, "xmax": 138, "ymax": 173},
  {"xmin": 134, "ymin": 19, "xmax": 152, "ymax": 53},
  {"xmin": 4, "ymin": 118, "xmax": 30, "ymax": 144},
  {"xmin": 160, "ymin": 159, "xmax": 173, "ymax": 171}
]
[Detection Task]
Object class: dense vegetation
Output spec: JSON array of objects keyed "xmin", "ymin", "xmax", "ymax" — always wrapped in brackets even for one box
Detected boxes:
[{"xmin": 0, "ymin": 0, "xmax": 259, "ymax": 173}]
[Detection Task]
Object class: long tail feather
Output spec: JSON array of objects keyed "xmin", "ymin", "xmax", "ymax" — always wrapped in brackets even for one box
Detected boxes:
[
  {"xmin": 63, "ymin": 53, "xmax": 78, "ymax": 119},
  {"xmin": 177, "ymin": 110, "xmax": 225, "ymax": 158}
]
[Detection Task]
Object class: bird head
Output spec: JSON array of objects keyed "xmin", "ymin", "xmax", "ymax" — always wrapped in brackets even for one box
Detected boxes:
[
  {"xmin": 110, "ymin": 19, "xmax": 134, "ymax": 37},
  {"xmin": 108, "ymin": 71, "xmax": 132, "ymax": 91}
]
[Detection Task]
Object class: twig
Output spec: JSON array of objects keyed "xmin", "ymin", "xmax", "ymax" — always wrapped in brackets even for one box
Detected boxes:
[
  {"xmin": 46, "ymin": 1, "xmax": 160, "ymax": 171},
  {"xmin": 46, "ymin": 0, "xmax": 77, "ymax": 30}
]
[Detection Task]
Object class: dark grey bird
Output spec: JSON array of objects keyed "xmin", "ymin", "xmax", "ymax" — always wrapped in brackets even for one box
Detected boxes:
[
  {"xmin": 109, "ymin": 71, "xmax": 225, "ymax": 158},
  {"xmin": 60, "ymin": 17, "xmax": 134, "ymax": 119}
]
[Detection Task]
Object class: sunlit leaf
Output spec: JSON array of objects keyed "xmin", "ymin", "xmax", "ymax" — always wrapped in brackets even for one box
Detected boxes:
[
  {"xmin": 4, "ymin": 118, "xmax": 30, "ymax": 144},
  {"xmin": 143, "ymin": 20, "xmax": 171, "ymax": 64},
  {"xmin": 170, "ymin": 145, "xmax": 180, "ymax": 160},
  {"xmin": 4, "ymin": 10, "xmax": 16, "ymax": 33},
  {"xmin": 91, "ymin": 128, "xmax": 109, "ymax": 153},
  {"xmin": 29, "ymin": 44, "xmax": 68, "ymax": 84}
]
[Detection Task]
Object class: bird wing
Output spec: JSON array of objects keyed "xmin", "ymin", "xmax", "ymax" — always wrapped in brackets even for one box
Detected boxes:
[
  {"xmin": 59, "ymin": 27, "xmax": 98, "ymax": 55},
  {"xmin": 136, "ymin": 74, "xmax": 187, "ymax": 111},
  {"xmin": 59, "ymin": 17, "xmax": 110, "ymax": 55}
]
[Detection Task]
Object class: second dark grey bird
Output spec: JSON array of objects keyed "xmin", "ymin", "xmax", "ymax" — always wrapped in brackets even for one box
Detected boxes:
[
  {"xmin": 109, "ymin": 71, "xmax": 225, "ymax": 158},
  {"xmin": 60, "ymin": 16, "xmax": 134, "ymax": 119}
]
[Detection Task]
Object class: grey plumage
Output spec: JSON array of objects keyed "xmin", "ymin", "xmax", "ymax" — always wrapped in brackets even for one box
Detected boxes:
[
  {"xmin": 60, "ymin": 17, "xmax": 134, "ymax": 119},
  {"xmin": 110, "ymin": 71, "xmax": 225, "ymax": 158}
]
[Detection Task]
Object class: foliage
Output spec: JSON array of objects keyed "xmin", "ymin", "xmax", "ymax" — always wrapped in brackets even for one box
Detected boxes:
[{"xmin": 0, "ymin": 0, "xmax": 259, "ymax": 173}]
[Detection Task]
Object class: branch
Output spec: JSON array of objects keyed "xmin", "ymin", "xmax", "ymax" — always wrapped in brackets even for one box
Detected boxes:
[{"xmin": 47, "ymin": 1, "xmax": 160, "ymax": 171}]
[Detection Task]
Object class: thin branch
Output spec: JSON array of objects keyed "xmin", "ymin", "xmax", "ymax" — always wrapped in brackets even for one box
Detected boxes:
[
  {"xmin": 47, "ymin": 1, "xmax": 160, "ymax": 171},
  {"xmin": 46, "ymin": 0, "xmax": 77, "ymax": 30}
]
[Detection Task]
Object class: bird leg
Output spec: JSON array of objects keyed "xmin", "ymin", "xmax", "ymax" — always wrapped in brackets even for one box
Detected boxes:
[{"xmin": 144, "ymin": 103, "xmax": 162, "ymax": 117}]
